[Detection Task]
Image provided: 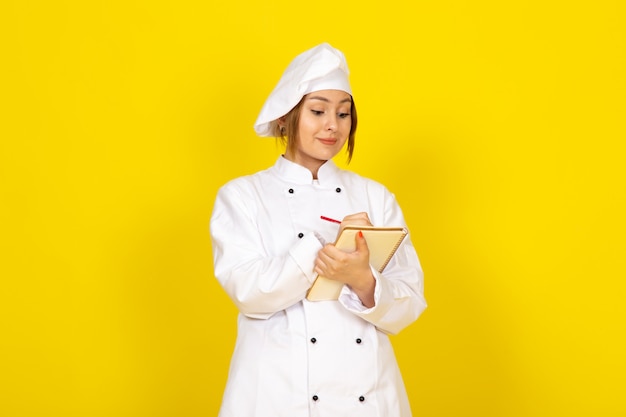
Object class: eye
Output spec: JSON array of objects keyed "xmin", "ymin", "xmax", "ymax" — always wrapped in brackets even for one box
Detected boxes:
[
  {"xmin": 311, "ymin": 110, "xmax": 324, "ymax": 116},
  {"xmin": 338, "ymin": 112, "xmax": 351, "ymax": 119}
]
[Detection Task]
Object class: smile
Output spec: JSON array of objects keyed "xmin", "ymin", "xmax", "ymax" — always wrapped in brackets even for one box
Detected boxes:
[{"xmin": 318, "ymin": 138, "xmax": 338, "ymax": 145}]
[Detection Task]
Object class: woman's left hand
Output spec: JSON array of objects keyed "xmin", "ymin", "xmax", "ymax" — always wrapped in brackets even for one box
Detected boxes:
[{"xmin": 314, "ymin": 228, "xmax": 376, "ymax": 307}]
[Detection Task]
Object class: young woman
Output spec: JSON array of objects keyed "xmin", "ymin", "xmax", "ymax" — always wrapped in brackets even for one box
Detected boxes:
[{"xmin": 210, "ymin": 43, "xmax": 427, "ymax": 417}]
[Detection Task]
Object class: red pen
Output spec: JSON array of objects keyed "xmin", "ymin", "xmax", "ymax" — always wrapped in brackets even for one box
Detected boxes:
[{"xmin": 320, "ymin": 216, "xmax": 341, "ymax": 224}]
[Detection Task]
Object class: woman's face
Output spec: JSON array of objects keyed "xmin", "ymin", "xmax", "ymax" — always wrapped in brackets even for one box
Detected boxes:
[{"xmin": 285, "ymin": 89, "xmax": 352, "ymax": 173}]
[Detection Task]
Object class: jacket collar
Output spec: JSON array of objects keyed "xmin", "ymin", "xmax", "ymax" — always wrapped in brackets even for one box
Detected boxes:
[{"xmin": 272, "ymin": 155, "xmax": 341, "ymax": 185}]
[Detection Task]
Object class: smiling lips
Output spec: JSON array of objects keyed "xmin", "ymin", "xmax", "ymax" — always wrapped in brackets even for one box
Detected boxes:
[{"xmin": 318, "ymin": 138, "xmax": 338, "ymax": 145}]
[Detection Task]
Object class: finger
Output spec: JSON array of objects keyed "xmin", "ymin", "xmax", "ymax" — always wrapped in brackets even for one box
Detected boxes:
[
  {"xmin": 316, "ymin": 246, "xmax": 339, "ymax": 270},
  {"xmin": 320, "ymin": 243, "xmax": 345, "ymax": 259},
  {"xmin": 314, "ymin": 256, "xmax": 329, "ymax": 275},
  {"xmin": 355, "ymin": 230, "xmax": 369, "ymax": 253},
  {"xmin": 342, "ymin": 212, "xmax": 372, "ymax": 227},
  {"xmin": 316, "ymin": 252, "xmax": 332, "ymax": 269},
  {"xmin": 343, "ymin": 212, "xmax": 368, "ymax": 222}
]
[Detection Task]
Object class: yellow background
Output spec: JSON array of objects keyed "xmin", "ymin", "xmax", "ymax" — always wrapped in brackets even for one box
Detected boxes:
[{"xmin": 1, "ymin": 0, "xmax": 625, "ymax": 416}]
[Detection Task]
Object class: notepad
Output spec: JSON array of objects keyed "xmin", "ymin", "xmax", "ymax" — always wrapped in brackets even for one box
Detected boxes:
[{"xmin": 306, "ymin": 226, "xmax": 408, "ymax": 301}]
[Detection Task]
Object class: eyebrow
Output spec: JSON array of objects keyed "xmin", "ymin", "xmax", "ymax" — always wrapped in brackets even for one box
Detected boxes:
[{"xmin": 306, "ymin": 95, "xmax": 353, "ymax": 104}]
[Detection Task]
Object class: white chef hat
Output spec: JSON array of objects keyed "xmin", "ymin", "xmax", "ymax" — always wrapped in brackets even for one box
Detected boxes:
[{"xmin": 254, "ymin": 43, "xmax": 352, "ymax": 137}]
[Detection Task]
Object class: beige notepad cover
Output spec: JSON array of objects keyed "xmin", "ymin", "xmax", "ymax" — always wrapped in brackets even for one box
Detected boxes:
[{"xmin": 306, "ymin": 226, "xmax": 408, "ymax": 301}]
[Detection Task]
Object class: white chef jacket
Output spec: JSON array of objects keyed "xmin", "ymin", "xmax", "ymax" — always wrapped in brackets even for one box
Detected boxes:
[{"xmin": 210, "ymin": 156, "xmax": 427, "ymax": 417}]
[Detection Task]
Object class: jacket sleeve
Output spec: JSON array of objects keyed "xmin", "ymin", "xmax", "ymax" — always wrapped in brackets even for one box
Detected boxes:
[
  {"xmin": 338, "ymin": 186, "xmax": 427, "ymax": 335},
  {"xmin": 210, "ymin": 181, "xmax": 323, "ymax": 319}
]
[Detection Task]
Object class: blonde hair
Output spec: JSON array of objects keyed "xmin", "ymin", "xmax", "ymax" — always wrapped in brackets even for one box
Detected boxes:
[{"xmin": 269, "ymin": 97, "xmax": 358, "ymax": 162}]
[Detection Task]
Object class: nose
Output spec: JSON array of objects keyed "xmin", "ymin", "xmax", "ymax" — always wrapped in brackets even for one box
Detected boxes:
[{"xmin": 326, "ymin": 114, "xmax": 338, "ymax": 132}]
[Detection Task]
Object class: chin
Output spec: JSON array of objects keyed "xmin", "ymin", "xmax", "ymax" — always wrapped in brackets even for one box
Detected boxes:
[{"xmin": 318, "ymin": 152, "xmax": 339, "ymax": 161}]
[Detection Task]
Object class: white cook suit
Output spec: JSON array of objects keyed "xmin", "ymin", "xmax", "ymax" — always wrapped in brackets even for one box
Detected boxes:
[{"xmin": 210, "ymin": 156, "xmax": 427, "ymax": 417}]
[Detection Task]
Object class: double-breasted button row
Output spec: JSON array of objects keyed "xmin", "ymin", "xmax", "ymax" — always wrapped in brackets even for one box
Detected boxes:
[
  {"xmin": 310, "ymin": 395, "xmax": 366, "ymax": 402},
  {"xmin": 309, "ymin": 337, "xmax": 362, "ymax": 344},
  {"xmin": 290, "ymin": 185, "xmax": 342, "ymax": 238},
  {"xmin": 287, "ymin": 187, "xmax": 342, "ymax": 194}
]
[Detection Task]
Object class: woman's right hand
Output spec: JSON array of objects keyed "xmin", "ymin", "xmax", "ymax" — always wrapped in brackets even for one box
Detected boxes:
[{"xmin": 337, "ymin": 212, "xmax": 372, "ymax": 238}]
